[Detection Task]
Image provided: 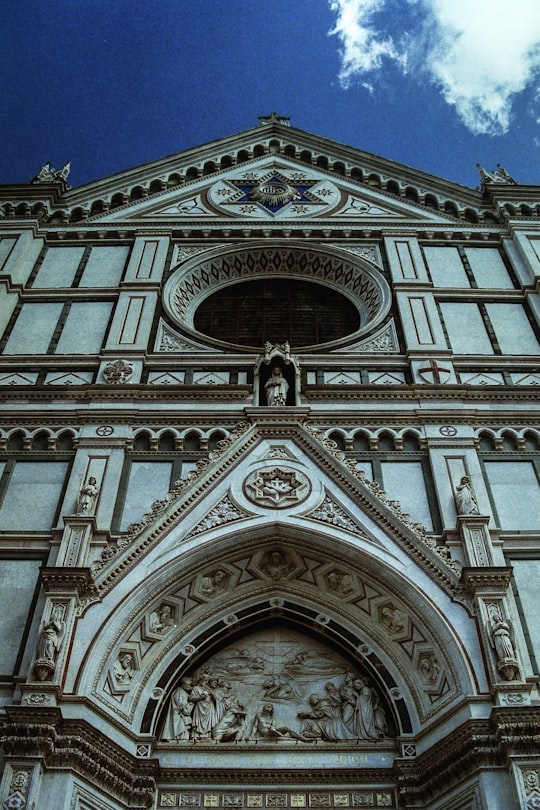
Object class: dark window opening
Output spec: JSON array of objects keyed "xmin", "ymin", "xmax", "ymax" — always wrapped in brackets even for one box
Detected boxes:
[{"xmin": 194, "ymin": 278, "xmax": 360, "ymax": 349}]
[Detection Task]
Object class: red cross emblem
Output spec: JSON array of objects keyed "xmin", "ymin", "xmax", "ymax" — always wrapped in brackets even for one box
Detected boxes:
[{"xmin": 418, "ymin": 360, "xmax": 451, "ymax": 384}]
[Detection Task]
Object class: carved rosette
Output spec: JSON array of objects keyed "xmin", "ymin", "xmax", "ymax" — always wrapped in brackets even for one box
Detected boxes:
[
  {"xmin": 103, "ymin": 359, "xmax": 134, "ymax": 384},
  {"xmin": 244, "ymin": 467, "xmax": 310, "ymax": 509}
]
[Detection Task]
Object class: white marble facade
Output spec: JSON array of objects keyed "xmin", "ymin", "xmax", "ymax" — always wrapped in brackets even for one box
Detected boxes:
[{"xmin": 0, "ymin": 118, "xmax": 539, "ymax": 810}]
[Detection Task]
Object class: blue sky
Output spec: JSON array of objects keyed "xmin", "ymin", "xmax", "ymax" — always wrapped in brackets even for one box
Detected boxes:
[{"xmin": 1, "ymin": 0, "xmax": 540, "ymax": 189}]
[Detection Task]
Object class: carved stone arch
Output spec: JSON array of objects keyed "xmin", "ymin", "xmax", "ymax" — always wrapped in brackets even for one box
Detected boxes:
[
  {"xmin": 83, "ymin": 527, "xmax": 477, "ymax": 744},
  {"xmin": 147, "ymin": 603, "xmax": 408, "ymax": 743}
]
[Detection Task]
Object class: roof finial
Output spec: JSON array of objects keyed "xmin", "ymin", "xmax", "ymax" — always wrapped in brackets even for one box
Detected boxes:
[
  {"xmin": 258, "ymin": 112, "xmax": 290, "ymax": 127},
  {"xmin": 476, "ymin": 162, "xmax": 516, "ymax": 188}
]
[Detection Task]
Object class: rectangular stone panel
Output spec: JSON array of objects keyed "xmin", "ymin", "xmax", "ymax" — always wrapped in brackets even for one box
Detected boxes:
[
  {"xmin": 484, "ymin": 461, "xmax": 540, "ymax": 530},
  {"xmin": 439, "ymin": 303, "xmax": 493, "ymax": 355},
  {"xmin": 3, "ymin": 302, "xmax": 64, "ymax": 354},
  {"xmin": 464, "ymin": 247, "xmax": 513, "ymax": 289},
  {"xmin": 120, "ymin": 461, "xmax": 173, "ymax": 530},
  {"xmin": 424, "ymin": 246, "xmax": 469, "ymax": 288},
  {"xmin": 32, "ymin": 246, "xmax": 84, "ymax": 288},
  {"xmin": 0, "ymin": 559, "xmax": 41, "ymax": 674},
  {"xmin": 79, "ymin": 245, "xmax": 130, "ymax": 287},
  {"xmin": 485, "ymin": 303, "xmax": 540, "ymax": 354},
  {"xmin": 0, "ymin": 460, "xmax": 69, "ymax": 531},
  {"xmin": 55, "ymin": 301, "xmax": 114, "ymax": 354}
]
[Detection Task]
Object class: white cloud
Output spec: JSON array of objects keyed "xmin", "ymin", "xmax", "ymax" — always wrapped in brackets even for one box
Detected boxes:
[
  {"xmin": 329, "ymin": 0, "xmax": 540, "ymax": 135},
  {"xmin": 328, "ymin": 0, "xmax": 403, "ymax": 80}
]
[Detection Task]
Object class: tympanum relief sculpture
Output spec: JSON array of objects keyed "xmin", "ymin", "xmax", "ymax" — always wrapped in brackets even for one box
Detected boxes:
[{"xmin": 160, "ymin": 628, "xmax": 391, "ymax": 744}]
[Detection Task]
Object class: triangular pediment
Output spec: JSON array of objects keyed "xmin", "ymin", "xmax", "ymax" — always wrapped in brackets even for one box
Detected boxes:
[
  {"xmin": 89, "ymin": 155, "xmax": 455, "ymax": 225},
  {"xmin": 92, "ymin": 415, "xmax": 462, "ymax": 601}
]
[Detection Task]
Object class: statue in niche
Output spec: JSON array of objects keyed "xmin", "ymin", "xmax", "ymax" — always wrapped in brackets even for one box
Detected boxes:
[
  {"xmin": 490, "ymin": 616, "xmax": 520, "ymax": 681},
  {"xmin": 455, "ymin": 475, "xmax": 479, "ymax": 516},
  {"xmin": 264, "ymin": 365, "xmax": 289, "ymax": 406},
  {"xmin": 113, "ymin": 652, "xmax": 135, "ymax": 684},
  {"xmin": 200, "ymin": 569, "xmax": 228, "ymax": 598},
  {"xmin": 34, "ymin": 604, "xmax": 65, "ymax": 680},
  {"xmin": 162, "ymin": 677, "xmax": 194, "ymax": 741},
  {"xmin": 150, "ymin": 604, "xmax": 175, "ymax": 634},
  {"xmin": 77, "ymin": 476, "xmax": 99, "ymax": 515}
]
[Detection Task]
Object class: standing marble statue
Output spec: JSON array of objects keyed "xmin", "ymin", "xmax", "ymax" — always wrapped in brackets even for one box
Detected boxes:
[
  {"xmin": 77, "ymin": 476, "xmax": 99, "ymax": 515},
  {"xmin": 34, "ymin": 605, "xmax": 65, "ymax": 680},
  {"xmin": 455, "ymin": 475, "xmax": 479, "ymax": 516},
  {"xmin": 264, "ymin": 366, "xmax": 289, "ymax": 406}
]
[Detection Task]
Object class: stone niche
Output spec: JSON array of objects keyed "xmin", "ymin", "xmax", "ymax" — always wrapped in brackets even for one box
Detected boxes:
[{"xmin": 158, "ymin": 626, "xmax": 396, "ymax": 746}]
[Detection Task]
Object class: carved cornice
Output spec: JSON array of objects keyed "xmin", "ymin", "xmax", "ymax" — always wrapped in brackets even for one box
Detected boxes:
[
  {"xmin": 395, "ymin": 719, "xmax": 498, "ymax": 805},
  {"xmin": 395, "ymin": 708, "xmax": 540, "ymax": 805},
  {"xmin": 461, "ymin": 566, "xmax": 513, "ymax": 593},
  {"xmin": 1, "ymin": 708, "xmax": 157, "ymax": 809},
  {"xmin": 157, "ymin": 767, "xmax": 395, "ymax": 786},
  {"xmin": 492, "ymin": 706, "xmax": 540, "ymax": 757},
  {"xmin": 40, "ymin": 566, "xmax": 98, "ymax": 598}
]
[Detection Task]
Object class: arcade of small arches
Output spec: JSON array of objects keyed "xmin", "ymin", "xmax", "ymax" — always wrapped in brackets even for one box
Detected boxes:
[
  {"xmin": 1, "ymin": 134, "xmax": 525, "ymax": 226},
  {"xmin": 2, "ymin": 426, "xmax": 539, "ymax": 454}
]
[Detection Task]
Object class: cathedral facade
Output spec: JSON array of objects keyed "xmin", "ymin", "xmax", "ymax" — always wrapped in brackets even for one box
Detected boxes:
[{"xmin": 0, "ymin": 116, "xmax": 539, "ymax": 809}]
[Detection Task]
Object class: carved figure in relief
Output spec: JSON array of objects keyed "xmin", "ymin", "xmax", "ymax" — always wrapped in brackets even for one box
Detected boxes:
[
  {"xmin": 380, "ymin": 605, "xmax": 405, "ymax": 634},
  {"xmin": 189, "ymin": 672, "xmax": 215, "ymax": 740},
  {"xmin": 162, "ymin": 678, "xmax": 194, "ymax": 740},
  {"xmin": 77, "ymin": 476, "xmax": 98, "ymax": 515},
  {"xmin": 298, "ymin": 693, "xmax": 351, "ymax": 742},
  {"xmin": 352, "ymin": 678, "xmax": 380, "ymax": 740},
  {"xmin": 455, "ymin": 476, "xmax": 479, "ymax": 516},
  {"xmin": 113, "ymin": 652, "xmax": 135, "ymax": 683},
  {"xmin": 264, "ymin": 366, "xmax": 289, "ymax": 406},
  {"xmin": 200, "ymin": 569, "xmax": 228, "ymax": 598},
  {"xmin": 211, "ymin": 682, "xmax": 248, "ymax": 742},
  {"xmin": 159, "ymin": 635, "xmax": 391, "ymax": 744},
  {"xmin": 261, "ymin": 550, "xmax": 291, "ymax": 580},
  {"xmin": 326, "ymin": 571, "xmax": 354, "ymax": 595},
  {"xmin": 263, "ymin": 674, "xmax": 297, "ymax": 700},
  {"xmin": 250, "ymin": 703, "xmax": 308, "ymax": 741},
  {"xmin": 419, "ymin": 654, "xmax": 440, "ymax": 684},
  {"xmin": 150, "ymin": 604, "xmax": 175, "ymax": 634}
]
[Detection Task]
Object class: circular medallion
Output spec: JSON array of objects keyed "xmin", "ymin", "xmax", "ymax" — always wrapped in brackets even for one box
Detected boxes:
[
  {"xmin": 439, "ymin": 425, "xmax": 457, "ymax": 437},
  {"xmin": 244, "ymin": 466, "xmax": 311, "ymax": 509},
  {"xmin": 96, "ymin": 425, "xmax": 114, "ymax": 436}
]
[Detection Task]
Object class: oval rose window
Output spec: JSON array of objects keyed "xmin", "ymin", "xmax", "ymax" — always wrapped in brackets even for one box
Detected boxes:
[{"xmin": 193, "ymin": 278, "xmax": 360, "ymax": 348}]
